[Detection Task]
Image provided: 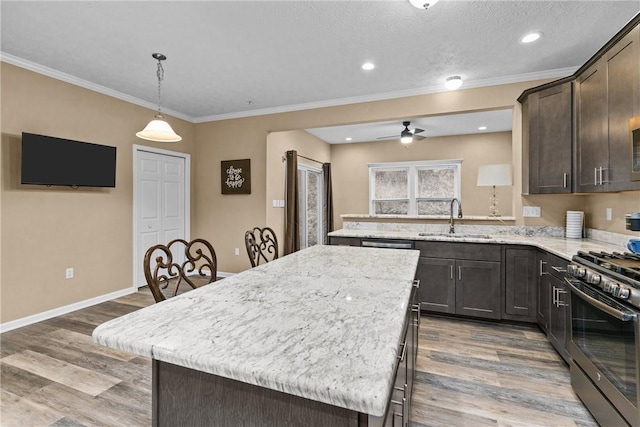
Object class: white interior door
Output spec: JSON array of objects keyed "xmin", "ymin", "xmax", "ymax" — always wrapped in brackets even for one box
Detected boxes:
[{"xmin": 134, "ymin": 146, "xmax": 190, "ymax": 288}]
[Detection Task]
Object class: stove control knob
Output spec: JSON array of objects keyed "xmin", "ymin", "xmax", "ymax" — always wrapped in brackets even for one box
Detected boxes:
[
  {"xmin": 614, "ymin": 287, "xmax": 631, "ymax": 300},
  {"xmin": 608, "ymin": 284, "xmax": 620, "ymax": 296},
  {"xmin": 568, "ymin": 265, "xmax": 586, "ymax": 278},
  {"xmin": 586, "ymin": 271, "xmax": 601, "ymax": 285}
]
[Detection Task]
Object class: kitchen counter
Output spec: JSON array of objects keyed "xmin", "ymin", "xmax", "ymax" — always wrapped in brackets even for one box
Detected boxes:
[
  {"xmin": 93, "ymin": 245, "xmax": 420, "ymax": 419},
  {"xmin": 328, "ymin": 228, "xmax": 628, "ymax": 260}
]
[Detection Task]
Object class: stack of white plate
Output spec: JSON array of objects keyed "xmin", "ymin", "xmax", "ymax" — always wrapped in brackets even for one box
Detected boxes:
[{"xmin": 566, "ymin": 211, "xmax": 584, "ymax": 239}]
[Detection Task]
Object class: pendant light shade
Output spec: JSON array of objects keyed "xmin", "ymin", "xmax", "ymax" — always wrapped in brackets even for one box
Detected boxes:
[
  {"xmin": 137, "ymin": 53, "xmax": 182, "ymax": 143},
  {"xmin": 136, "ymin": 115, "xmax": 182, "ymax": 142}
]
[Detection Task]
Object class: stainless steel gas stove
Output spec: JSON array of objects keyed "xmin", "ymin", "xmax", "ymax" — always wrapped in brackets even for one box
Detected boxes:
[{"xmin": 567, "ymin": 251, "xmax": 640, "ymax": 427}]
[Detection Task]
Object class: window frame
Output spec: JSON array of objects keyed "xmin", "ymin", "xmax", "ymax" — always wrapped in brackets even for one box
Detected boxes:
[{"xmin": 369, "ymin": 159, "xmax": 462, "ymax": 216}]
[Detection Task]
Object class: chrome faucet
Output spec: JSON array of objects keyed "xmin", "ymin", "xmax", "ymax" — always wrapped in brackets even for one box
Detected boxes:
[{"xmin": 449, "ymin": 198, "xmax": 463, "ymax": 234}]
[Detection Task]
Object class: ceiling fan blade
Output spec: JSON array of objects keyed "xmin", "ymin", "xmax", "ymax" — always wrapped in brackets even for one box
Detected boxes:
[
  {"xmin": 413, "ymin": 134, "xmax": 427, "ymax": 141},
  {"xmin": 412, "ymin": 128, "xmax": 425, "ymax": 135},
  {"xmin": 376, "ymin": 135, "xmax": 399, "ymax": 140}
]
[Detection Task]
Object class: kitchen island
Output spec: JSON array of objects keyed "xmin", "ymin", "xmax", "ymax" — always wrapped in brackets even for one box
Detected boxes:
[{"xmin": 93, "ymin": 245, "xmax": 420, "ymax": 426}]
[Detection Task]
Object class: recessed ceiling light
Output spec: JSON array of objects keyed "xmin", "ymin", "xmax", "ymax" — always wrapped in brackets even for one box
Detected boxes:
[
  {"xmin": 444, "ymin": 76, "xmax": 463, "ymax": 90},
  {"xmin": 521, "ymin": 32, "xmax": 541, "ymax": 43},
  {"xmin": 478, "ymin": 126, "xmax": 487, "ymax": 130},
  {"xmin": 362, "ymin": 62, "xmax": 375, "ymax": 71},
  {"xmin": 345, "ymin": 137, "xmax": 353, "ymax": 141},
  {"xmin": 409, "ymin": 0, "xmax": 440, "ymax": 9}
]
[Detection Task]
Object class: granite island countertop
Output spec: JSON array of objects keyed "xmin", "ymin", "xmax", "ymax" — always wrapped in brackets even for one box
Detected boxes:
[
  {"xmin": 328, "ymin": 228, "xmax": 630, "ymax": 260},
  {"xmin": 93, "ymin": 245, "xmax": 420, "ymax": 417}
]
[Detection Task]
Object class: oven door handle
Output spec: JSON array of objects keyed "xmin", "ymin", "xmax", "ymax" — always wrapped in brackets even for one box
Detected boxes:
[{"xmin": 564, "ymin": 278, "xmax": 637, "ymax": 322}]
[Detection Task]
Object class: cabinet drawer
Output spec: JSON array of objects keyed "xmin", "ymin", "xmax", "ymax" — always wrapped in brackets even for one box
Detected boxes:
[
  {"xmin": 329, "ymin": 236, "xmax": 361, "ymax": 247},
  {"xmin": 546, "ymin": 253, "xmax": 570, "ymax": 280},
  {"xmin": 414, "ymin": 241, "xmax": 501, "ymax": 261}
]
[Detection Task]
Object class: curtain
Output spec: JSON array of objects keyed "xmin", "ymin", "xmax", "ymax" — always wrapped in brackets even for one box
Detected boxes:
[
  {"xmin": 284, "ymin": 150, "xmax": 300, "ymax": 255},
  {"xmin": 322, "ymin": 162, "xmax": 334, "ymax": 244}
]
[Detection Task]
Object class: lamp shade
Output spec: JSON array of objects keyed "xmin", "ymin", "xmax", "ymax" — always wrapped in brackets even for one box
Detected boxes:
[
  {"xmin": 477, "ymin": 164, "xmax": 512, "ymax": 186},
  {"xmin": 136, "ymin": 116, "xmax": 182, "ymax": 143}
]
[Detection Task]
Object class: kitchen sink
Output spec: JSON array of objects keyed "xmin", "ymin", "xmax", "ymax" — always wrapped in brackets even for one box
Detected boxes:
[{"xmin": 417, "ymin": 233, "xmax": 492, "ymax": 239}]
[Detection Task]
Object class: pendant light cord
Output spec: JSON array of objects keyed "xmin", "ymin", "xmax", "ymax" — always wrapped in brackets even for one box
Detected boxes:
[{"xmin": 156, "ymin": 59, "xmax": 164, "ymax": 116}]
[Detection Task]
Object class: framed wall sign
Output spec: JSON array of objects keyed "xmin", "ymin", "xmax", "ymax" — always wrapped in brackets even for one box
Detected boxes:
[{"xmin": 221, "ymin": 159, "xmax": 251, "ymax": 194}]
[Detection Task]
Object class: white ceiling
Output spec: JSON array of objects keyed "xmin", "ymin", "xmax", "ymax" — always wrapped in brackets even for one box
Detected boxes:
[{"xmin": 1, "ymin": 1, "xmax": 638, "ymax": 133}]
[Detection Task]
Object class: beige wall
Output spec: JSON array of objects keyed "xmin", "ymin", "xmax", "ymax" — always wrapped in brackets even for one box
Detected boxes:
[
  {"xmin": 193, "ymin": 79, "xmax": 553, "ymax": 276},
  {"xmin": 585, "ymin": 192, "xmax": 640, "ymax": 232},
  {"xmin": 3, "ymin": 61, "xmax": 638, "ymax": 325},
  {"xmin": 330, "ymin": 132, "xmax": 514, "ymax": 229},
  {"xmin": 0, "ymin": 63, "xmax": 197, "ymax": 323},
  {"xmin": 265, "ymin": 130, "xmax": 330, "ymax": 259}
]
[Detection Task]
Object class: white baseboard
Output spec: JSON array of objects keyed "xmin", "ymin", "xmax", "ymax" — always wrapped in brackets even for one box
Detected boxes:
[
  {"xmin": 0, "ymin": 286, "xmax": 137, "ymax": 334},
  {"xmin": 217, "ymin": 271, "xmax": 235, "ymax": 278}
]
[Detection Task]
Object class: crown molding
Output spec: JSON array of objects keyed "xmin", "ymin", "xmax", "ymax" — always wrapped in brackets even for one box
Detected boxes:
[
  {"xmin": 2, "ymin": 51, "xmax": 575, "ymax": 124},
  {"xmin": 193, "ymin": 67, "xmax": 577, "ymax": 123},
  {"xmin": 0, "ymin": 51, "xmax": 194, "ymax": 123}
]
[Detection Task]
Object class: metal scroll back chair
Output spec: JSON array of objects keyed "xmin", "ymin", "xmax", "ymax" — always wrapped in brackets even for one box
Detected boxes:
[
  {"xmin": 143, "ymin": 238, "xmax": 217, "ymax": 303},
  {"xmin": 244, "ymin": 227, "xmax": 279, "ymax": 268}
]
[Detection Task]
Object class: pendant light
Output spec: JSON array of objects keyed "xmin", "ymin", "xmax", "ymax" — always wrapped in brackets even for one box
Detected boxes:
[{"xmin": 136, "ymin": 53, "xmax": 182, "ymax": 143}]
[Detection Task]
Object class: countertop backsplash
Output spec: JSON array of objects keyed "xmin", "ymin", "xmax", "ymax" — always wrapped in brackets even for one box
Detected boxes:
[{"xmin": 343, "ymin": 220, "xmax": 564, "ymax": 238}]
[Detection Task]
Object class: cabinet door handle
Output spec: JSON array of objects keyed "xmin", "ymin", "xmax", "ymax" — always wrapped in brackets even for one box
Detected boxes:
[
  {"xmin": 397, "ymin": 341, "xmax": 407, "ymax": 362},
  {"xmin": 458, "ymin": 265, "xmax": 462, "ymax": 281},
  {"xmin": 594, "ymin": 167, "xmax": 598, "ymax": 186},
  {"xmin": 539, "ymin": 260, "xmax": 547, "ymax": 276},
  {"xmin": 412, "ymin": 279, "xmax": 420, "ymax": 289},
  {"xmin": 563, "ymin": 172, "xmax": 568, "ymax": 188},
  {"xmin": 557, "ymin": 288, "xmax": 568, "ymax": 307},
  {"xmin": 450, "ymin": 265, "xmax": 454, "ymax": 280},
  {"xmin": 412, "ymin": 304, "xmax": 421, "ymax": 328},
  {"xmin": 599, "ymin": 167, "xmax": 603, "ymax": 185},
  {"xmin": 552, "ymin": 286, "xmax": 558, "ymax": 306}
]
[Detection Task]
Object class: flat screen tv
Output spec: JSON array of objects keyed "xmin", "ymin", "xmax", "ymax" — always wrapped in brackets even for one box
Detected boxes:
[{"xmin": 21, "ymin": 132, "xmax": 117, "ymax": 188}]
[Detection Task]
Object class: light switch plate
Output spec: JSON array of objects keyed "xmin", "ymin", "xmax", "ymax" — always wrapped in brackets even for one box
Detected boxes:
[{"xmin": 523, "ymin": 206, "xmax": 541, "ymax": 217}]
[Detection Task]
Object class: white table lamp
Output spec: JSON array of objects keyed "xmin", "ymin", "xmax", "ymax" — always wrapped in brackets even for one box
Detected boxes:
[{"xmin": 477, "ymin": 164, "xmax": 512, "ymax": 217}]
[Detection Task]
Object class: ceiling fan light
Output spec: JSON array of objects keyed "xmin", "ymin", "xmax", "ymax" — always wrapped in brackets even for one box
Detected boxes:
[
  {"xmin": 136, "ymin": 115, "xmax": 182, "ymax": 142},
  {"xmin": 400, "ymin": 135, "xmax": 413, "ymax": 144},
  {"xmin": 445, "ymin": 76, "xmax": 463, "ymax": 90}
]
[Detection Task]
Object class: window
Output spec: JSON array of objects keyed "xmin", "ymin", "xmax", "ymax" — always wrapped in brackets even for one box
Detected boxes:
[{"xmin": 369, "ymin": 160, "xmax": 461, "ymax": 216}]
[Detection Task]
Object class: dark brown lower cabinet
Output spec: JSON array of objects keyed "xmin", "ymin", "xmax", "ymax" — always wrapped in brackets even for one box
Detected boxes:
[
  {"xmin": 545, "ymin": 273, "xmax": 571, "ymax": 363},
  {"xmin": 416, "ymin": 257, "xmax": 456, "ymax": 315},
  {"xmin": 503, "ymin": 247, "xmax": 539, "ymax": 322},
  {"xmin": 329, "ymin": 236, "xmax": 362, "ymax": 246},
  {"xmin": 535, "ymin": 252, "xmax": 571, "ymax": 363},
  {"xmin": 415, "ymin": 242, "xmax": 502, "ymax": 320},
  {"xmin": 456, "ymin": 260, "xmax": 502, "ymax": 319},
  {"xmin": 536, "ymin": 252, "xmax": 550, "ymax": 333}
]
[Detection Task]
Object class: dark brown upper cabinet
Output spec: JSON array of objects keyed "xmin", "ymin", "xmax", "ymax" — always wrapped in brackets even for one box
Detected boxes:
[
  {"xmin": 520, "ymin": 14, "xmax": 640, "ymax": 194},
  {"xmin": 577, "ymin": 25, "xmax": 640, "ymax": 192},
  {"xmin": 523, "ymin": 82, "xmax": 573, "ymax": 194}
]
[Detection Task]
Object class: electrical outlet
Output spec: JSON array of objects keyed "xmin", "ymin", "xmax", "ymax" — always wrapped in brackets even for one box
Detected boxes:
[
  {"xmin": 523, "ymin": 206, "xmax": 541, "ymax": 217},
  {"xmin": 606, "ymin": 208, "xmax": 612, "ymax": 221},
  {"xmin": 65, "ymin": 268, "xmax": 74, "ymax": 279},
  {"xmin": 234, "ymin": 248, "xmax": 240, "ymax": 256}
]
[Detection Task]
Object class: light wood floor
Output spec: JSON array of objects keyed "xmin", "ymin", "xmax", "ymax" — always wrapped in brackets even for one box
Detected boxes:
[{"xmin": 1, "ymin": 289, "xmax": 597, "ymax": 427}]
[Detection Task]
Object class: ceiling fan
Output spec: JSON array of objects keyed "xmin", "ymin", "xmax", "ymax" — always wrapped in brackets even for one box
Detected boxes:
[{"xmin": 377, "ymin": 121, "xmax": 426, "ymax": 144}]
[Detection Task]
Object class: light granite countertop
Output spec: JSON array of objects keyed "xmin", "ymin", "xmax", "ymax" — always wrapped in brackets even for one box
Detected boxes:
[
  {"xmin": 93, "ymin": 245, "xmax": 420, "ymax": 417},
  {"xmin": 328, "ymin": 229, "xmax": 629, "ymax": 260}
]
